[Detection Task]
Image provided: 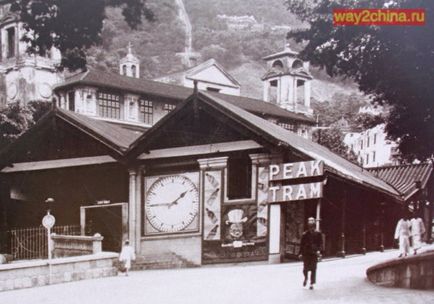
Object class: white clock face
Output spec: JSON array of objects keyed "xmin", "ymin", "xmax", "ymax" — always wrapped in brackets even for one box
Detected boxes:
[{"xmin": 145, "ymin": 174, "xmax": 199, "ymax": 234}]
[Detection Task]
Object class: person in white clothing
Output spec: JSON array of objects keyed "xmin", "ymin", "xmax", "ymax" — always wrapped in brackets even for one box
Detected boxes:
[
  {"xmin": 394, "ymin": 214, "xmax": 411, "ymax": 258},
  {"xmin": 410, "ymin": 214, "xmax": 426, "ymax": 255},
  {"xmin": 119, "ymin": 240, "xmax": 136, "ymax": 276}
]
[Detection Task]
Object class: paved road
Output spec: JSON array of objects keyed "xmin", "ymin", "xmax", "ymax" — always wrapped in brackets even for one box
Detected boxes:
[{"xmin": 0, "ymin": 249, "xmax": 433, "ymax": 304}]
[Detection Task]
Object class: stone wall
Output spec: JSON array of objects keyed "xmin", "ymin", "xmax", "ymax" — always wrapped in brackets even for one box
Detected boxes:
[
  {"xmin": 140, "ymin": 236, "xmax": 201, "ymax": 265},
  {"xmin": 366, "ymin": 250, "xmax": 434, "ymax": 290},
  {"xmin": 0, "ymin": 252, "xmax": 118, "ymax": 292},
  {"xmin": 52, "ymin": 234, "xmax": 103, "ymax": 257}
]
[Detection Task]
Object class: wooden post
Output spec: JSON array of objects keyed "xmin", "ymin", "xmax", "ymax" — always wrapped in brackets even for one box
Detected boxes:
[
  {"xmin": 379, "ymin": 201, "xmax": 385, "ymax": 252},
  {"xmin": 361, "ymin": 195, "xmax": 367, "ymax": 254},
  {"xmin": 268, "ymin": 204, "xmax": 282, "ymax": 263},
  {"xmin": 316, "ymin": 199, "xmax": 321, "ymax": 231},
  {"xmin": 338, "ymin": 192, "xmax": 346, "ymax": 257},
  {"xmin": 135, "ymin": 166, "xmax": 144, "ymax": 253}
]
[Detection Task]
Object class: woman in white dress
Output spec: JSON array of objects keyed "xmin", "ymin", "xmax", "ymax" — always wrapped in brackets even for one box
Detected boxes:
[{"xmin": 394, "ymin": 215, "xmax": 411, "ymax": 258}]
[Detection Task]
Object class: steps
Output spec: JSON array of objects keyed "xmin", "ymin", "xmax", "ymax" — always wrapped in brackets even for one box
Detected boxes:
[{"xmin": 131, "ymin": 252, "xmax": 198, "ymax": 271}]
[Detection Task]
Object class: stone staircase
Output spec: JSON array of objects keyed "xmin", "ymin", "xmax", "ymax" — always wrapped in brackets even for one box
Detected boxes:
[{"xmin": 131, "ymin": 252, "xmax": 198, "ymax": 271}]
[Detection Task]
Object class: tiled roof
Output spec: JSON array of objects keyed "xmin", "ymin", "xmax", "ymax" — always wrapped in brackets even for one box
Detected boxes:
[
  {"xmin": 54, "ymin": 69, "xmax": 315, "ymax": 124},
  {"xmin": 368, "ymin": 163, "xmax": 433, "ymax": 200},
  {"xmin": 56, "ymin": 108, "xmax": 142, "ymax": 151}
]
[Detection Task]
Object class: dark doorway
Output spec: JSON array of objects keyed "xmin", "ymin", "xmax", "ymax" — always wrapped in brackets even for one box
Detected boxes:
[{"xmin": 84, "ymin": 205, "xmax": 124, "ymax": 252}]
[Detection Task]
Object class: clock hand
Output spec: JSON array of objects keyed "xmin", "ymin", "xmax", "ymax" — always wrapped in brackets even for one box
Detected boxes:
[
  {"xmin": 168, "ymin": 190, "xmax": 188, "ymax": 209},
  {"xmin": 149, "ymin": 202, "xmax": 173, "ymax": 207}
]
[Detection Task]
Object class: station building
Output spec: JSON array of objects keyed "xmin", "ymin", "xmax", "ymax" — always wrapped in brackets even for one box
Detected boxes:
[{"xmin": 0, "ymin": 88, "xmax": 405, "ymax": 266}]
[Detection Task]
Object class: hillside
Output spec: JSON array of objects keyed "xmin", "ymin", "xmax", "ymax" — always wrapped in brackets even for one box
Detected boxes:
[{"xmin": 87, "ymin": 0, "xmax": 362, "ymax": 103}]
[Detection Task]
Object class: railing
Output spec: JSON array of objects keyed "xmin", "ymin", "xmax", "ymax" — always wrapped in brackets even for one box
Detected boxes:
[{"xmin": 8, "ymin": 225, "xmax": 80, "ymax": 261}]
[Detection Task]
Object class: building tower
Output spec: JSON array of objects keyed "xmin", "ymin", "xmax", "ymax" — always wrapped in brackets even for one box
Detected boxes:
[
  {"xmin": 0, "ymin": 2, "xmax": 63, "ymax": 106},
  {"xmin": 262, "ymin": 43, "xmax": 313, "ymax": 116},
  {"xmin": 119, "ymin": 43, "xmax": 140, "ymax": 78}
]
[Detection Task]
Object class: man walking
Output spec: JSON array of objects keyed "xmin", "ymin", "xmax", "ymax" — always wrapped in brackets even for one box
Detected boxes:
[
  {"xmin": 299, "ymin": 217, "xmax": 323, "ymax": 290},
  {"xmin": 394, "ymin": 213, "xmax": 411, "ymax": 258}
]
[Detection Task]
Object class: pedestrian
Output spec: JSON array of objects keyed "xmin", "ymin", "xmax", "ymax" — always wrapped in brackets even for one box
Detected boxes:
[
  {"xmin": 119, "ymin": 240, "xmax": 136, "ymax": 276},
  {"xmin": 298, "ymin": 217, "xmax": 323, "ymax": 290},
  {"xmin": 410, "ymin": 212, "xmax": 426, "ymax": 255},
  {"xmin": 394, "ymin": 213, "xmax": 411, "ymax": 258}
]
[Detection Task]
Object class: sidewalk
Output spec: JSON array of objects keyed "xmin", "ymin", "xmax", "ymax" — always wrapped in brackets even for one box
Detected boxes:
[{"xmin": 0, "ymin": 247, "xmax": 433, "ymax": 304}]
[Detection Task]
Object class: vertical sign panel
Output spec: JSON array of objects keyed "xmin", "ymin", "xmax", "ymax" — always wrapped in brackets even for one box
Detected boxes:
[
  {"xmin": 257, "ymin": 166, "xmax": 269, "ymax": 237},
  {"xmin": 203, "ymin": 171, "xmax": 222, "ymax": 240}
]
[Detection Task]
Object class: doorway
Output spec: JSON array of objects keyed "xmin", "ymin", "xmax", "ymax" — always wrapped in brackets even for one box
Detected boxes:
[{"xmin": 80, "ymin": 203, "xmax": 128, "ymax": 252}]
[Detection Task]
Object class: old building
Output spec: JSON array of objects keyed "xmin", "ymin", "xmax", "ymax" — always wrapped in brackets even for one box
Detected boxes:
[
  {"xmin": 0, "ymin": 88, "xmax": 405, "ymax": 266},
  {"xmin": 53, "ymin": 47, "xmax": 316, "ymax": 139},
  {"xmin": 344, "ymin": 124, "xmax": 399, "ymax": 168},
  {"xmin": 369, "ymin": 163, "xmax": 434, "ymax": 242},
  {"xmin": 155, "ymin": 58, "xmax": 241, "ymax": 96},
  {"xmin": 0, "ymin": 1, "xmax": 63, "ymax": 105}
]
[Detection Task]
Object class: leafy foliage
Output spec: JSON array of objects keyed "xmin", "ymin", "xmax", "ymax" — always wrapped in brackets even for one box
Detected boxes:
[
  {"xmin": 12, "ymin": 0, "xmax": 154, "ymax": 71},
  {"xmin": 0, "ymin": 101, "xmax": 51, "ymax": 150},
  {"xmin": 285, "ymin": 0, "xmax": 434, "ymax": 160},
  {"xmin": 313, "ymin": 127, "xmax": 358, "ymax": 163}
]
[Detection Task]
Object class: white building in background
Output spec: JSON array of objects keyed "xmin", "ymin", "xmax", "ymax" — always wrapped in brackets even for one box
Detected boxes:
[
  {"xmin": 0, "ymin": 2, "xmax": 63, "ymax": 105},
  {"xmin": 344, "ymin": 123, "xmax": 399, "ymax": 168},
  {"xmin": 155, "ymin": 58, "xmax": 241, "ymax": 96}
]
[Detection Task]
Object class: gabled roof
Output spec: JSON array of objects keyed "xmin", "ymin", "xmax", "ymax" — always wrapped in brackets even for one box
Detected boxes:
[
  {"xmin": 54, "ymin": 69, "xmax": 315, "ymax": 124},
  {"xmin": 368, "ymin": 163, "xmax": 433, "ymax": 201},
  {"xmin": 0, "ymin": 107, "xmax": 142, "ymax": 168},
  {"xmin": 127, "ymin": 91, "xmax": 401, "ymax": 199},
  {"xmin": 154, "ymin": 59, "xmax": 241, "ymax": 87}
]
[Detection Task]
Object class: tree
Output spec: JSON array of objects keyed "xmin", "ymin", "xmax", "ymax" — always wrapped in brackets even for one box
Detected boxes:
[
  {"xmin": 11, "ymin": 0, "xmax": 154, "ymax": 71},
  {"xmin": 285, "ymin": 0, "xmax": 434, "ymax": 161},
  {"xmin": 313, "ymin": 127, "xmax": 359, "ymax": 164},
  {"xmin": 0, "ymin": 101, "xmax": 51, "ymax": 150}
]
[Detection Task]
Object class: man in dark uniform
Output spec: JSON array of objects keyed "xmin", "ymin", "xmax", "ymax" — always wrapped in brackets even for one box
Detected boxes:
[{"xmin": 299, "ymin": 217, "xmax": 323, "ymax": 290}]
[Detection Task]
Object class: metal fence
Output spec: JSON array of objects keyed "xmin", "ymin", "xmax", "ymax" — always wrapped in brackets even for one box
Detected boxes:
[{"xmin": 8, "ymin": 225, "xmax": 81, "ymax": 260}]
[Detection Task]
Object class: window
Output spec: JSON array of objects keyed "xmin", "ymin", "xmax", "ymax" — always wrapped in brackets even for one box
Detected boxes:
[
  {"xmin": 68, "ymin": 91, "xmax": 75, "ymax": 111},
  {"xmin": 206, "ymin": 87, "xmax": 220, "ymax": 93},
  {"xmin": 98, "ymin": 92, "xmax": 121, "ymax": 119},
  {"xmin": 372, "ymin": 151, "xmax": 376, "ymax": 162},
  {"xmin": 6, "ymin": 27, "xmax": 15, "ymax": 58},
  {"xmin": 131, "ymin": 65, "xmax": 137, "ymax": 77},
  {"xmin": 163, "ymin": 103, "xmax": 176, "ymax": 114},
  {"xmin": 122, "ymin": 65, "xmax": 127, "ymax": 75},
  {"xmin": 365, "ymin": 154, "xmax": 369, "ymax": 165},
  {"xmin": 373, "ymin": 134, "xmax": 377, "ymax": 145},
  {"xmin": 367, "ymin": 136, "xmax": 370, "ymax": 147},
  {"xmin": 278, "ymin": 122, "xmax": 295, "ymax": 131},
  {"xmin": 227, "ymin": 155, "xmax": 252, "ymax": 200},
  {"xmin": 360, "ymin": 140, "xmax": 363, "ymax": 150},
  {"xmin": 139, "ymin": 99, "xmax": 153, "ymax": 125}
]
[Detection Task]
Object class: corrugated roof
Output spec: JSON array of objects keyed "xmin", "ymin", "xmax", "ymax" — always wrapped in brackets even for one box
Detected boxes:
[
  {"xmin": 368, "ymin": 163, "xmax": 433, "ymax": 200},
  {"xmin": 54, "ymin": 69, "xmax": 315, "ymax": 124},
  {"xmin": 197, "ymin": 92, "xmax": 400, "ymax": 198}
]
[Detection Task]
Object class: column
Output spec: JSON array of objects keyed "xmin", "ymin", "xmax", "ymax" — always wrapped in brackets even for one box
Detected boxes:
[
  {"xmin": 263, "ymin": 80, "xmax": 270, "ymax": 102},
  {"xmin": 269, "ymin": 203, "xmax": 282, "ymax": 263},
  {"xmin": 316, "ymin": 199, "xmax": 321, "ymax": 231},
  {"xmin": 128, "ymin": 169, "xmax": 137, "ymax": 250},
  {"xmin": 135, "ymin": 166, "xmax": 144, "ymax": 253}
]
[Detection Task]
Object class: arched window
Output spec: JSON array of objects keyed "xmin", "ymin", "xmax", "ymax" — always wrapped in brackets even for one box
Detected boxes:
[
  {"xmin": 122, "ymin": 65, "xmax": 127, "ymax": 75},
  {"xmin": 131, "ymin": 65, "xmax": 137, "ymax": 77},
  {"xmin": 292, "ymin": 59, "xmax": 303, "ymax": 69},
  {"xmin": 272, "ymin": 60, "xmax": 284, "ymax": 70}
]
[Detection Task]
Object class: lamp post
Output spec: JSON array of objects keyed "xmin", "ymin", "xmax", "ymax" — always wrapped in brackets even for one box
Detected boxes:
[{"xmin": 42, "ymin": 198, "xmax": 55, "ymax": 284}]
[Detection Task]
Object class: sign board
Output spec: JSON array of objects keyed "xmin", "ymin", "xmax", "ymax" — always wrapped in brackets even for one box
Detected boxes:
[
  {"xmin": 269, "ymin": 160, "xmax": 323, "ymax": 181},
  {"xmin": 269, "ymin": 182, "xmax": 323, "ymax": 203},
  {"xmin": 42, "ymin": 214, "xmax": 55, "ymax": 229}
]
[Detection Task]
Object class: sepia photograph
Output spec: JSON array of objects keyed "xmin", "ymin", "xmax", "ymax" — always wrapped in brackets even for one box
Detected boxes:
[{"xmin": 0, "ymin": 0, "xmax": 432, "ymax": 303}]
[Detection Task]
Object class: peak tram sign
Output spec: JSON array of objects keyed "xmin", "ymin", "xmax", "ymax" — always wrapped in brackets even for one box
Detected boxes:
[{"xmin": 268, "ymin": 160, "xmax": 324, "ymax": 203}]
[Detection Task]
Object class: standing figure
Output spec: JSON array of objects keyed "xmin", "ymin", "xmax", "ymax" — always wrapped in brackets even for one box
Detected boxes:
[
  {"xmin": 119, "ymin": 240, "xmax": 136, "ymax": 276},
  {"xmin": 298, "ymin": 217, "xmax": 323, "ymax": 290},
  {"xmin": 394, "ymin": 214, "xmax": 411, "ymax": 257},
  {"xmin": 410, "ymin": 214, "xmax": 426, "ymax": 255}
]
